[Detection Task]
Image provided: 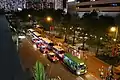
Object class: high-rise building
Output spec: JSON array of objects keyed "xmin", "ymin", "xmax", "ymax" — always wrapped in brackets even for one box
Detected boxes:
[
  {"xmin": 0, "ymin": 0, "xmax": 67, "ymax": 11},
  {"xmin": 0, "ymin": 0, "xmax": 26, "ymax": 11},
  {"xmin": 26, "ymin": 0, "xmax": 66, "ymax": 10}
]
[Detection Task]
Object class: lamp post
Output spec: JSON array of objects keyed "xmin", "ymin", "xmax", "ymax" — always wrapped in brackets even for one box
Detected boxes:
[
  {"xmin": 110, "ymin": 26, "xmax": 119, "ymax": 56},
  {"xmin": 110, "ymin": 26, "xmax": 118, "ymax": 41},
  {"xmin": 46, "ymin": 16, "xmax": 53, "ymax": 35},
  {"xmin": 28, "ymin": 14, "xmax": 31, "ymax": 18},
  {"xmin": 46, "ymin": 16, "xmax": 52, "ymax": 22}
]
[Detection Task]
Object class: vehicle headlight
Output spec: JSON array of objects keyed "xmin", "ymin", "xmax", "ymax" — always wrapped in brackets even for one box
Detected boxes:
[
  {"xmin": 76, "ymin": 71, "xmax": 80, "ymax": 75},
  {"xmin": 85, "ymin": 70, "xmax": 87, "ymax": 73}
]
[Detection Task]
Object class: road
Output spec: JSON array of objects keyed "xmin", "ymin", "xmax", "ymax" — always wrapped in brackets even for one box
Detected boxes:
[
  {"xmin": 85, "ymin": 52, "xmax": 120, "ymax": 79},
  {"xmin": 19, "ymin": 37, "xmax": 99, "ymax": 80},
  {"xmin": 48, "ymin": 34, "xmax": 120, "ymax": 79}
]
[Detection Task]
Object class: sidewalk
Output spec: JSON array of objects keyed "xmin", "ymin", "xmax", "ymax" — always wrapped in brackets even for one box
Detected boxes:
[{"xmin": 83, "ymin": 51, "xmax": 120, "ymax": 79}]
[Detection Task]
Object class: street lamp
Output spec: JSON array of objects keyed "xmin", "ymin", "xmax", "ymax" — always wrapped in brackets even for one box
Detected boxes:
[
  {"xmin": 110, "ymin": 27, "xmax": 117, "ymax": 32},
  {"xmin": 110, "ymin": 26, "xmax": 118, "ymax": 40},
  {"xmin": 28, "ymin": 14, "xmax": 31, "ymax": 18},
  {"xmin": 110, "ymin": 26, "xmax": 119, "ymax": 57},
  {"xmin": 100, "ymin": 37, "xmax": 103, "ymax": 40},
  {"xmin": 46, "ymin": 16, "xmax": 52, "ymax": 22},
  {"xmin": 113, "ymin": 38, "xmax": 117, "ymax": 42},
  {"xmin": 46, "ymin": 16, "xmax": 53, "ymax": 35}
]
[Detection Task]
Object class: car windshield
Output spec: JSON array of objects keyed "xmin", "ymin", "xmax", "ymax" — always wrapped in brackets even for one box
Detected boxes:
[
  {"xmin": 77, "ymin": 65, "xmax": 86, "ymax": 70},
  {"xmin": 59, "ymin": 51, "xmax": 65, "ymax": 54},
  {"xmin": 33, "ymin": 39, "xmax": 39, "ymax": 40},
  {"xmin": 49, "ymin": 43, "xmax": 54, "ymax": 46},
  {"xmin": 50, "ymin": 55, "xmax": 55, "ymax": 57}
]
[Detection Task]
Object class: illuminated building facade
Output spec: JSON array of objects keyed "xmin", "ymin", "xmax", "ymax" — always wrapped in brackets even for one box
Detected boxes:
[
  {"xmin": 0, "ymin": 0, "xmax": 26, "ymax": 11},
  {"xmin": 26, "ymin": 0, "xmax": 66, "ymax": 10}
]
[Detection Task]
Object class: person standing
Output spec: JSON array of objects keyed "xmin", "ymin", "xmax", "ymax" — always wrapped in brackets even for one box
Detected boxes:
[{"xmin": 99, "ymin": 66, "xmax": 105, "ymax": 79}]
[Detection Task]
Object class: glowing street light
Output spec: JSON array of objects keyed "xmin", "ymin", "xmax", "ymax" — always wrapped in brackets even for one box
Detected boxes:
[
  {"xmin": 113, "ymin": 39, "xmax": 117, "ymax": 42},
  {"xmin": 46, "ymin": 16, "xmax": 52, "ymax": 22},
  {"xmin": 28, "ymin": 14, "xmax": 31, "ymax": 17},
  {"xmin": 110, "ymin": 26, "xmax": 118, "ymax": 40},
  {"xmin": 100, "ymin": 37, "xmax": 103, "ymax": 40},
  {"xmin": 110, "ymin": 27, "xmax": 117, "ymax": 32}
]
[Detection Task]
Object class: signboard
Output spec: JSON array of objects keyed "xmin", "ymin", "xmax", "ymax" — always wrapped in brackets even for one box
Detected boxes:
[{"xmin": 68, "ymin": 0, "xmax": 75, "ymax": 2}]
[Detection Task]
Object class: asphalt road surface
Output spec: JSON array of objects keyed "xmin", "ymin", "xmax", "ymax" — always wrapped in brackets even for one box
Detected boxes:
[{"xmin": 19, "ymin": 37, "xmax": 100, "ymax": 80}]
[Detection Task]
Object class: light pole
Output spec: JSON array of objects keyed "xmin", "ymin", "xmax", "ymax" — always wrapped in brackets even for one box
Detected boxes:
[
  {"xmin": 110, "ymin": 26, "xmax": 119, "ymax": 56},
  {"xmin": 46, "ymin": 16, "xmax": 53, "ymax": 34},
  {"xmin": 110, "ymin": 26, "xmax": 118, "ymax": 41}
]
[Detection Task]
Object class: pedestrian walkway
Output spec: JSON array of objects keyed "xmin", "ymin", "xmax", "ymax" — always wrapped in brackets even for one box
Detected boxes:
[{"xmin": 84, "ymin": 52, "xmax": 120, "ymax": 80}]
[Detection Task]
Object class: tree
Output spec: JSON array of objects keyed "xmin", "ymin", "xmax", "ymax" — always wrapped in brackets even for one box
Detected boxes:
[
  {"xmin": 61, "ymin": 12, "xmax": 71, "ymax": 42},
  {"xmin": 81, "ymin": 11, "xmax": 115, "ymax": 55},
  {"xmin": 70, "ymin": 13, "xmax": 81, "ymax": 45},
  {"xmin": 115, "ymin": 14, "xmax": 120, "ymax": 27}
]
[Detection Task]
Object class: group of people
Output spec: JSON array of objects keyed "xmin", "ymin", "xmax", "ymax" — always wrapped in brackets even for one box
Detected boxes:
[{"xmin": 99, "ymin": 65, "xmax": 115, "ymax": 80}]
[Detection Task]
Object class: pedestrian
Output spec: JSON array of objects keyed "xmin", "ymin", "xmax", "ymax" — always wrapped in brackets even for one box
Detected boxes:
[
  {"xmin": 99, "ymin": 66, "xmax": 105, "ymax": 79},
  {"xmin": 108, "ymin": 65, "xmax": 114, "ymax": 76},
  {"xmin": 100, "ymin": 71, "xmax": 104, "ymax": 79}
]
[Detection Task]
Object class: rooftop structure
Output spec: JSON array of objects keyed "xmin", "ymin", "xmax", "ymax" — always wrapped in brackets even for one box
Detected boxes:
[
  {"xmin": 53, "ymin": 46, "xmax": 64, "ymax": 51},
  {"xmin": 68, "ymin": 0, "xmax": 120, "ymax": 12}
]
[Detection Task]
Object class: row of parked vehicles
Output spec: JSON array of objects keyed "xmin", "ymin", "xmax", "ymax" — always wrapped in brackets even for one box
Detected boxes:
[{"xmin": 28, "ymin": 28, "xmax": 87, "ymax": 75}]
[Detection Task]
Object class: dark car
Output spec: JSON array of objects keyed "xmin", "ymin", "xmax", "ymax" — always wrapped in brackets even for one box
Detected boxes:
[{"xmin": 39, "ymin": 45, "xmax": 49, "ymax": 54}]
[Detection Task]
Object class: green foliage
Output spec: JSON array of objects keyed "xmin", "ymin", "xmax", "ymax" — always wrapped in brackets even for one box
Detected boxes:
[
  {"xmin": 81, "ymin": 11, "xmax": 115, "ymax": 37},
  {"xmin": 115, "ymin": 14, "xmax": 120, "ymax": 27}
]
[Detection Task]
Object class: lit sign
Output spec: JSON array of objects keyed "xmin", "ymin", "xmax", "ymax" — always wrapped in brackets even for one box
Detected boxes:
[{"xmin": 68, "ymin": 0, "xmax": 75, "ymax": 2}]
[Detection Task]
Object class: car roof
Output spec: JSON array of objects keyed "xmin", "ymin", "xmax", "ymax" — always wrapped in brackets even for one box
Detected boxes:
[
  {"xmin": 41, "ymin": 45, "xmax": 47, "ymax": 48},
  {"xmin": 48, "ymin": 52, "xmax": 55, "ymax": 55},
  {"xmin": 65, "ymin": 53, "xmax": 84, "ymax": 64},
  {"xmin": 53, "ymin": 45, "xmax": 64, "ymax": 51}
]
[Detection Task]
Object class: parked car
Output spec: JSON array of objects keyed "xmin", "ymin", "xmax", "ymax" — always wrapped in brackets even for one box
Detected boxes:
[
  {"xmin": 39, "ymin": 45, "xmax": 49, "ymax": 54},
  {"xmin": 32, "ymin": 38, "xmax": 41, "ymax": 43},
  {"xmin": 47, "ymin": 52, "xmax": 59, "ymax": 62}
]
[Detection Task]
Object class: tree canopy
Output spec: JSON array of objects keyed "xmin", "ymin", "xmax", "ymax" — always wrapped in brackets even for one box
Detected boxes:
[{"xmin": 81, "ymin": 11, "xmax": 115, "ymax": 37}]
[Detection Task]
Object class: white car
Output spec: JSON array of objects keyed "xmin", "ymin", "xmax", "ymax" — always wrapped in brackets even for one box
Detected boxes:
[{"xmin": 47, "ymin": 52, "xmax": 59, "ymax": 62}]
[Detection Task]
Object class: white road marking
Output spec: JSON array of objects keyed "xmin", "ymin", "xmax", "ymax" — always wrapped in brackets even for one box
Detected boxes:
[
  {"xmin": 76, "ymin": 76, "xmax": 84, "ymax": 80},
  {"xmin": 57, "ymin": 76, "xmax": 61, "ymax": 80},
  {"xmin": 85, "ymin": 72, "xmax": 99, "ymax": 80}
]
